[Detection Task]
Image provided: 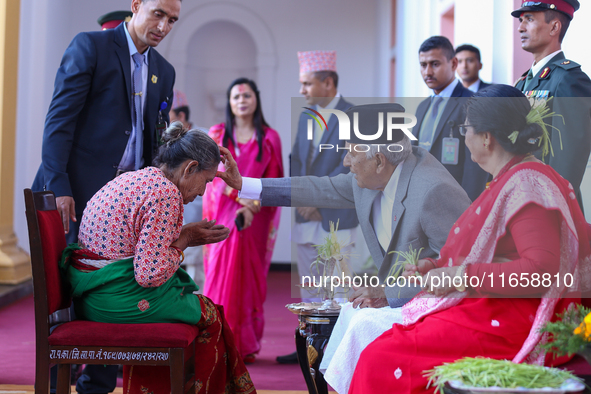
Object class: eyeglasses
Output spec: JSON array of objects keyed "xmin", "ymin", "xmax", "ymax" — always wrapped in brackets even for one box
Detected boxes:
[{"xmin": 458, "ymin": 124, "xmax": 474, "ymax": 136}]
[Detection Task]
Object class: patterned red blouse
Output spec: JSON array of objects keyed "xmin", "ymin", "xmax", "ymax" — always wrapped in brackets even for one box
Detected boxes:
[{"xmin": 78, "ymin": 167, "xmax": 184, "ymax": 288}]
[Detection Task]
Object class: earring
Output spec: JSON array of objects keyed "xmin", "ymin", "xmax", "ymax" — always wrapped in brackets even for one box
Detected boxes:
[{"xmin": 484, "ymin": 141, "xmax": 489, "ymax": 149}]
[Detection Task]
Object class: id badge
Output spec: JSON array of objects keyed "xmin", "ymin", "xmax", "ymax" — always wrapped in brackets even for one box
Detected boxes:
[
  {"xmin": 156, "ymin": 122, "xmax": 167, "ymax": 146},
  {"xmin": 441, "ymin": 137, "xmax": 459, "ymax": 165},
  {"xmin": 156, "ymin": 110, "xmax": 167, "ymax": 146}
]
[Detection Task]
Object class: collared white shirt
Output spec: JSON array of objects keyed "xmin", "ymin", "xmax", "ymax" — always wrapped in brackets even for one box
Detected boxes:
[
  {"xmin": 531, "ymin": 49, "xmax": 562, "ymax": 78},
  {"xmin": 466, "ymin": 79, "xmax": 481, "ymax": 93},
  {"xmin": 372, "ymin": 161, "xmax": 404, "ymax": 252},
  {"xmin": 432, "ymin": 78, "xmax": 460, "ymax": 98},
  {"xmin": 312, "ymin": 92, "xmax": 341, "ymax": 147},
  {"xmin": 123, "ymin": 22, "xmax": 149, "ymax": 133}
]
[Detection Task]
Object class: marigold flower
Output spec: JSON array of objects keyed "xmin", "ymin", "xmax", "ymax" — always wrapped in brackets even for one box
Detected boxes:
[{"xmin": 574, "ymin": 326, "xmax": 582, "ymax": 335}]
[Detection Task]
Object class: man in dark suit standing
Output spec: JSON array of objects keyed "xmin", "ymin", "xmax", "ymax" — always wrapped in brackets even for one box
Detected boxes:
[
  {"xmin": 413, "ymin": 36, "xmax": 488, "ymax": 201},
  {"xmin": 33, "ymin": 0, "xmax": 179, "ymax": 240},
  {"xmin": 276, "ymin": 50, "xmax": 359, "ymax": 364},
  {"xmin": 33, "ymin": 1, "xmax": 227, "ymax": 392},
  {"xmin": 455, "ymin": 44, "xmax": 492, "ymax": 92},
  {"xmin": 513, "ymin": 0, "xmax": 591, "ymax": 208},
  {"xmin": 291, "ymin": 50, "xmax": 358, "ymax": 302},
  {"xmin": 33, "ymin": 0, "xmax": 226, "ymax": 247}
]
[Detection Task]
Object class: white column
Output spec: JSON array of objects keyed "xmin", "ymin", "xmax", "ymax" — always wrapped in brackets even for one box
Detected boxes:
[{"xmin": 376, "ymin": 0, "xmax": 391, "ymax": 97}]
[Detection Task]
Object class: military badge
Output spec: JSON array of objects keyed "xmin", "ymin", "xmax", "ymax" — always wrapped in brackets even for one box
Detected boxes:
[
  {"xmin": 524, "ymin": 90, "xmax": 550, "ymax": 100},
  {"xmin": 540, "ymin": 67, "xmax": 550, "ymax": 79},
  {"xmin": 524, "ymin": 90, "xmax": 551, "ymax": 111}
]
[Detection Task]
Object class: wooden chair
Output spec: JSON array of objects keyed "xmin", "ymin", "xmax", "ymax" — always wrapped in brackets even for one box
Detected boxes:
[{"xmin": 24, "ymin": 189, "xmax": 197, "ymax": 394}]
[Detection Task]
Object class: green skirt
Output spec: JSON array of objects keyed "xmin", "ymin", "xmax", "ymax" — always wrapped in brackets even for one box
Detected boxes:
[{"xmin": 60, "ymin": 244, "xmax": 201, "ymax": 324}]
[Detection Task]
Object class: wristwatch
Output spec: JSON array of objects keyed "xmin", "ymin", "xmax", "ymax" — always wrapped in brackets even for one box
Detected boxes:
[{"xmin": 454, "ymin": 264, "xmax": 467, "ymax": 292}]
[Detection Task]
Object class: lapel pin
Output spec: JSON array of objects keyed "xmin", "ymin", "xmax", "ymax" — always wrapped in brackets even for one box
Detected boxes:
[
  {"xmin": 151, "ymin": 75, "xmax": 158, "ymax": 84},
  {"xmin": 540, "ymin": 67, "xmax": 550, "ymax": 79}
]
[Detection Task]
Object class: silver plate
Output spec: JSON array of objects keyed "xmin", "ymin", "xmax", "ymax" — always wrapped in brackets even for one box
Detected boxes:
[
  {"xmin": 446, "ymin": 379, "xmax": 585, "ymax": 393},
  {"xmin": 286, "ymin": 302, "xmax": 341, "ymax": 316}
]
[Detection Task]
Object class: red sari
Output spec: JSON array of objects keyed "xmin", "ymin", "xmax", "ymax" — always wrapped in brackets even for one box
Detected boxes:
[
  {"xmin": 349, "ymin": 161, "xmax": 591, "ymax": 394},
  {"xmin": 203, "ymin": 123, "xmax": 283, "ymax": 357}
]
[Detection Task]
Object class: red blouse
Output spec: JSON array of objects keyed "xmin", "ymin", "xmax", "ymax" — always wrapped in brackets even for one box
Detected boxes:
[
  {"xmin": 466, "ymin": 203, "xmax": 561, "ymax": 296},
  {"xmin": 78, "ymin": 167, "xmax": 184, "ymax": 288}
]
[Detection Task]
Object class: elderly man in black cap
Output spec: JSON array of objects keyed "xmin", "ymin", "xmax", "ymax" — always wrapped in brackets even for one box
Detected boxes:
[
  {"xmin": 220, "ymin": 103, "xmax": 471, "ymax": 392},
  {"xmin": 223, "ymin": 103, "xmax": 471, "ymax": 309},
  {"xmin": 513, "ymin": 0, "xmax": 591, "ymax": 208}
]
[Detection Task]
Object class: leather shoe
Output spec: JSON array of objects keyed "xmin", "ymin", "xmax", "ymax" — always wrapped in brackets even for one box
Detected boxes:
[{"xmin": 276, "ymin": 351, "xmax": 298, "ymax": 364}]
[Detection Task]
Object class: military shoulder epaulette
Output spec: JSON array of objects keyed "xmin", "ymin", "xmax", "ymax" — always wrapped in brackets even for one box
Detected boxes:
[{"xmin": 554, "ymin": 59, "xmax": 581, "ymax": 70}]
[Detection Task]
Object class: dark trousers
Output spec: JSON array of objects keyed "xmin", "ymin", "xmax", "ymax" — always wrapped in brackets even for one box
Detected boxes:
[{"xmin": 50, "ymin": 365, "xmax": 118, "ymax": 394}]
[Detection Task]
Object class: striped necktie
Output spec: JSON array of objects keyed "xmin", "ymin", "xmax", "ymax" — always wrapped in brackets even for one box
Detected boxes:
[
  {"xmin": 132, "ymin": 52, "xmax": 145, "ymax": 170},
  {"xmin": 418, "ymin": 96, "xmax": 443, "ymax": 151}
]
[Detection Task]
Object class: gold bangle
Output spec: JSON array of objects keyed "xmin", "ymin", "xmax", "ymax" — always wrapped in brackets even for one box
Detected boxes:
[{"xmin": 171, "ymin": 246, "xmax": 185, "ymax": 263}]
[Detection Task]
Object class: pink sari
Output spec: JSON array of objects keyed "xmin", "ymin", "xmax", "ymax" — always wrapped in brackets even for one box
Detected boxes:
[{"xmin": 203, "ymin": 123, "xmax": 283, "ymax": 357}]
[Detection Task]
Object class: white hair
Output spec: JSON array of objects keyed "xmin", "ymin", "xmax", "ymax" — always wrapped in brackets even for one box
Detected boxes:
[{"xmin": 365, "ymin": 135, "xmax": 412, "ymax": 166}]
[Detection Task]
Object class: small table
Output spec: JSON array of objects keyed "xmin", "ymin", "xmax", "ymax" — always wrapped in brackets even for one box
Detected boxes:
[{"xmin": 288, "ymin": 302, "xmax": 341, "ymax": 394}]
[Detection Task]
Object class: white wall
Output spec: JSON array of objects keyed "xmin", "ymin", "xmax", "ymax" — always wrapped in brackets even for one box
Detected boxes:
[{"xmin": 14, "ymin": 0, "xmax": 381, "ymax": 263}]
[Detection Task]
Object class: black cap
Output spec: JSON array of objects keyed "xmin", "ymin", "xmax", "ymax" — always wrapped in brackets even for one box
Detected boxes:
[
  {"xmin": 344, "ymin": 103, "xmax": 407, "ymax": 145},
  {"xmin": 511, "ymin": 0, "xmax": 579, "ymax": 20},
  {"xmin": 97, "ymin": 11, "xmax": 133, "ymax": 30}
]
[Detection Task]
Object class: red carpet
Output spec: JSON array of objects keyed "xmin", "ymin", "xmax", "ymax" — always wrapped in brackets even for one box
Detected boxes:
[
  {"xmin": 0, "ymin": 294, "xmax": 36, "ymax": 384},
  {"xmin": 0, "ymin": 270, "xmax": 308, "ymax": 390}
]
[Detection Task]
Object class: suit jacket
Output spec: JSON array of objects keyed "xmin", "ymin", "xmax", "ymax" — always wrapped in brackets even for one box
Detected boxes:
[
  {"xmin": 515, "ymin": 52, "xmax": 591, "ymax": 204},
  {"xmin": 32, "ymin": 23, "xmax": 175, "ymax": 216},
  {"xmin": 413, "ymin": 82, "xmax": 488, "ymax": 201},
  {"xmin": 478, "ymin": 80, "xmax": 492, "ymax": 91},
  {"xmin": 290, "ymin": 97, "xmax": 358, "ymax": 231},
  {"xmin": 261, "ymin": 147, "xmax": 471, "ymax": 307}
]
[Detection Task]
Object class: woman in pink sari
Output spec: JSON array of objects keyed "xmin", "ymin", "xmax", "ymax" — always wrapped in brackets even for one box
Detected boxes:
[
  {"xmin": 203, "ymin": 78, "xmax": 283, "ymax": 363},
  {"xmin": 349, "ymin": 85, "xmax": 591, "ymax": 393}
]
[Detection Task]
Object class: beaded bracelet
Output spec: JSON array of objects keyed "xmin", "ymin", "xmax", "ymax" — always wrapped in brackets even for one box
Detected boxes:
[{"xmin": 228, "ymin": 188, "xmax": 240, "ymax": 202}]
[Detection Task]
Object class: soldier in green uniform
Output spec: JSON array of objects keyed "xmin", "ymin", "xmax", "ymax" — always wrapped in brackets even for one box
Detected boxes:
[{"xmin": 512, "ymin": 0, "xmax": 591, "ymax": 209}]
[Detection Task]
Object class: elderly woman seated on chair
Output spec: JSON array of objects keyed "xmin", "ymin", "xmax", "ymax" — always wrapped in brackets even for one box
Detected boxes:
[{"xmin": 60, "ymin": 121, "xmax": 255, "ymax": 393}]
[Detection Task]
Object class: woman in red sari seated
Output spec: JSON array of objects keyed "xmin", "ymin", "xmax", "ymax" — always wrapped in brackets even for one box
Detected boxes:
[
  {"xmin": 203, "ymin": 78, "xmax": 283, "ymax": 363},
  {"xmin": 61, "ymin": 122, "xmax": 256, "ymax": 393},
  {"xmin": 349, "ymin": 84, "xmax": 591, "ymax": 394}
]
